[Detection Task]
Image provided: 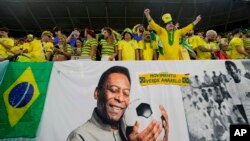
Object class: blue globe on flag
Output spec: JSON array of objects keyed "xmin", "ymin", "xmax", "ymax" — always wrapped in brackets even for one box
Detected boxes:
[{"xmin": 8, "ymin": 82, "xmax": 34, "ymax": 108}]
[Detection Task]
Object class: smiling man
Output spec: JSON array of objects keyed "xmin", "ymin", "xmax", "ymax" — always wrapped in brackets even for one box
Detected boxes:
[{"xmin": 67, "ymin": 66, "xmax": 169, "ymax": 141}]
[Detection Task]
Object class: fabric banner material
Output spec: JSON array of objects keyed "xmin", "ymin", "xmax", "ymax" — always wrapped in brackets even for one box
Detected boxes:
[
  {"xmin": 1, "ymin": 60, "xmax": 250, "ymax": 141},
  {"xmin": 36, "ymin": 61, "xmax": 189, "ymax": 141},
  {"xmin": 0, "ymin": 62, "xmax": 53, "ymax": 140}
]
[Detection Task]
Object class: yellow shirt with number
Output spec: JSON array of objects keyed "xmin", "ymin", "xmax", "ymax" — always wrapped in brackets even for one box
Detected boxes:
[
  {"xmin": 149, "ymin": 20, "xmax": 194, "ymax": 60},
  {"xmin": 229, "ymin": 37, "xmax": 245, "ymax": 59},
  {"xmin": 0, "ymin": 37, "xmax": 14, "ymax": 58},
  {"xmin": 118, "ymin": 40, "xmax": 139, "ymax": 60}
]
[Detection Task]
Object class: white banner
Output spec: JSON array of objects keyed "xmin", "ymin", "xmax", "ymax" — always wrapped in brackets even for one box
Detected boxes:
[
  {"xmin": 35, "ymin": 60, "xmax": 250, "ymax": 141},
  {"xmin": 36, "ymin": 61, "xmax": 189, "ymax": 141}
]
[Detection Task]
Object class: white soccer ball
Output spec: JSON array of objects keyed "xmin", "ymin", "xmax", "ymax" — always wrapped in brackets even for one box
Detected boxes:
[{"xmin": 122, "ymin": 99, "xmax": 165, "ymax": 138}]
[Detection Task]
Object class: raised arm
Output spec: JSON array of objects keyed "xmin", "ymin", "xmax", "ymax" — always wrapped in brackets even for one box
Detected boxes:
[
  {"xmin": 193, "ymin": 15, "xmax": 202, "ymax": 26},
  {"xmin": 144, "ymin": 9, "xmax": 163, "ymax": 34},
  {"xmin": 180, "ymin": 15, "xmax": 202, "ymax": 35}
]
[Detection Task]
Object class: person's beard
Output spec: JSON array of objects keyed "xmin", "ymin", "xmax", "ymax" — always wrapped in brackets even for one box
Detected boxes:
[{"xmin": 96, "ymin": 90, "xmax": 121, "ymax": 128}]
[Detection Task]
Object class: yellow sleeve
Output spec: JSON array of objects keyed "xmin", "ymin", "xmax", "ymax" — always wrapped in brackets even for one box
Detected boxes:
[
  {"xmin": 148, "ymin": 20, "xmax": 164, "ymax": 35},
  {"xmin": 7, "ymin": 38, "xmax": 14, "ymax": 47},
  {"xmin": 179, "ymin": 24, "xmax": 194, "ymax": 36},
  {"xmin": 118, "ymin": 41, "xmax": 123, "ymax": 50},
  {"xmin": 45, "ymin": 42, "xmax": 54, "ymax": 52},
  {"xmin": 22, "ymin": 43, "xmax": 32, "ymax": 52},
  {"xmin": 10, "ymin": 45, "xmax": 20, "ymax": 52}
]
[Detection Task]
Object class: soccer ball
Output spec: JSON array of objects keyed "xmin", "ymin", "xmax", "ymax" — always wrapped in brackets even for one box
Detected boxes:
[{"xmin": 122, "ymin": 99, "xmax": 164, "ymax": 138}]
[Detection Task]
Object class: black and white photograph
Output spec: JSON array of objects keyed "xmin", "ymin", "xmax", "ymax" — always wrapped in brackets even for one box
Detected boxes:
[{"xmin": 180, "ymin": 60, "xmax": 250, "ymax": 141}]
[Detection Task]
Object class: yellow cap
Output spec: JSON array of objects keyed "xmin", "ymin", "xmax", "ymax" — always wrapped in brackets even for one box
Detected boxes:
[
  {"xmin": 27, "ymin": 34, "xmax": 33, "ymax": 39},
  {"xmin": 41, "ymin": 31, "xmax": 53, "ymax": 37},
  {"xmin": 162, "ymin": 13, "xmax": 173, "ymax": 24}
]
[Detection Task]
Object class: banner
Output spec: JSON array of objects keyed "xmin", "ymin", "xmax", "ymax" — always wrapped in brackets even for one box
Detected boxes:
[
  {"xmin": 1, "ymin": 60, "xmax": 250, "ymax": 141},
  {"xmin": 36, "ymin": 61, "xmax": 189, "ymax": 141},
  {"xmin": 0, "ymin": 62, "xmax": 53, "ymax": 140}
]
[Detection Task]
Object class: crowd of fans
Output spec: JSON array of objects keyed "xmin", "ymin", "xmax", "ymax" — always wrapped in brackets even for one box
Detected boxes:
[{"xmin": 0, "ymin": 9, "xmax": 250, "ymax": 62}]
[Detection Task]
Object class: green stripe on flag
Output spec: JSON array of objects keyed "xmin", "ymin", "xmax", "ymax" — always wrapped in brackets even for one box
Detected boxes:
[{"xmin": 0, "ymin": 62, "xmax": 53, "ymax": 139}]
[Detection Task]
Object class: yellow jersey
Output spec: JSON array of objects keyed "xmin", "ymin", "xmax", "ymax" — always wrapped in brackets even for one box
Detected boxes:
[
  {"xmin": 0, "ymin": 37, "xmax": 14, "ymax": 58},
  {"xmin": 149, "ymin": 20, "xmax": 194, "ymax": 60},
  {"xmin": 229, "ymin": 37, "xmax": 245, "ymax": 59},
  {"xmin": 118, "ymin": 40, "xmax": 139, "ymax": 60}
]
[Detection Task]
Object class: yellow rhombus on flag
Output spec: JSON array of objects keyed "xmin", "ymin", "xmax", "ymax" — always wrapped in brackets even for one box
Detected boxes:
[{"xmin": 3, "ymin": 67, "xmax": 40, "ymax": 127}]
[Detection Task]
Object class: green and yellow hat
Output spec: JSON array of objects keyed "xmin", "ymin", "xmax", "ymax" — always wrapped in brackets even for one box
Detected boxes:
[
  {"xmin": 162, "ymin": 13, "xmax": 174, "ymax": 24},
  {"xmin": 41, "ymin": 31, "xmax": 53, "ymax": 37},
  {"xmin": 122, "ymin": 28, "xmax": 133, "ymax": 39},
  {"xmin": 123, "ymin": 28, "xmax": 133, "ymax": 34},
  {"xmin": 27, "ymin": 34, "xmax": 34, "ymax": 39}
]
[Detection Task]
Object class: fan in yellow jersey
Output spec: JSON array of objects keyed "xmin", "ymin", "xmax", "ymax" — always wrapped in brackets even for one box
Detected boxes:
[
  {"xmin": 195, "ymin": 30, "xmax": 219, "ymax": 60},
  {"xmin": 186, "ymin": 30, "xmax": 201, "ymax": 53},
  {"xmin": 52, "ymin": 34, "xmax": 72, "ymax": 61},
  {"xmin": 10, "ymin": 38, "xmax": 32, "ymax": 62},
  {"xmin": 29, "ymin": 31, "xmax": 54, "ymax": 62},
  {"xmin": 144, "ymin": 8, "xmax": 201, "ymax": 60},
  {"xmin": 229, "ymin": 29, "xmax": 250, "ymax": 59},
  {"xmin": 118, "ymin": 28, "xmax": 139, "ymax": 61},
  {"xmin": 137, "ymin": 31, "xmax": 157, "ymax": 60},
  {"xmin": 12, "ymin": 34, "xmax": 35, "ymax": 62},
  {"xmin": 0, "ymin": 27, "xmax": 14, "ymax": 61}
]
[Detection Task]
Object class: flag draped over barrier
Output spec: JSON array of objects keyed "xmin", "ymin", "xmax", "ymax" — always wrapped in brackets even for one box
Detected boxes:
[{"xmin": 0, "ymin": 62, "xmax": 53, "ymax": 139}]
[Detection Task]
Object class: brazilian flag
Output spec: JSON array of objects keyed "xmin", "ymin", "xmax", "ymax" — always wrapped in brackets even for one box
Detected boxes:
[{"xmin": 0, "ymin": 62, "xmax": 53, "ymax": 138}]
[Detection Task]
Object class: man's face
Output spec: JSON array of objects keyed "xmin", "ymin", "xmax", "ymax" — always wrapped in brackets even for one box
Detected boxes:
[
  {"xmin": 124, "ymin": 33, "xmax": 132, "ymax": 40},
  {"xmin": 187, "ymin": 30, "xmax": 194, "ymax": 36},
  {"xmin": 165, "ymin": 22, "xmax": 174, "ymax": 31},
  {"xmin": 103, "ymin": 73, "xmax": 130, "ymax": 122},
  {"xmin": 55, "ymin": 31, "xmax": 61, "ymax": 36},
  {"xmin": 138, "ymin": 26, "xmax": 144, "ymax": 33},
  {"xmin": 0, "ymin": 31, "xmax": 7, "ymax": 37},
  {"xmin": 42, "ymin": 34, "xmax": 52, "ymax": 42}
]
